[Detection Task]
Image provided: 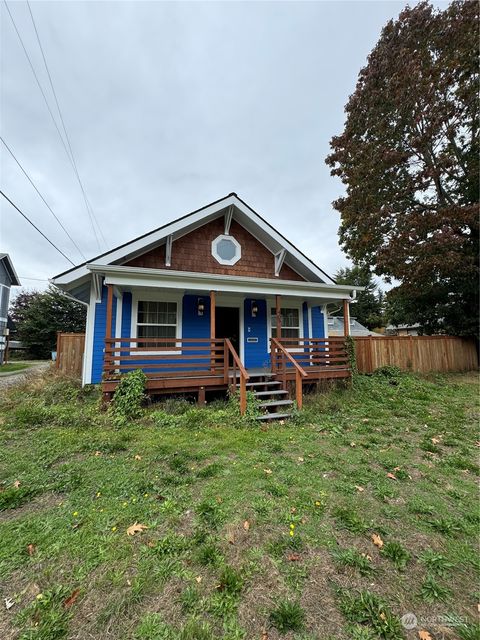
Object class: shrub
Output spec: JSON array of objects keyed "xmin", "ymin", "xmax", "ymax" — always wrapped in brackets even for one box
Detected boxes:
[{"xmin": 108, "ymin": 370, "xmax": 146, "ymax": 426}]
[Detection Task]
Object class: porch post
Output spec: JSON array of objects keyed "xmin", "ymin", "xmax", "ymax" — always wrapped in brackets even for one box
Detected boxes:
[
  {"xmin": 343, "ymin": 299, "xmax": 350, "ymax": 337},
  {"xmin": 104, "ymin": 284, "xmax": 114, "ymax": 380},
  {"xmin": 275, "ymin": 295, "xmax": 282, "ymax": 340},
  {"xmin": 210, "ymin": 290, "xmax": 216, "ymax": 373}
]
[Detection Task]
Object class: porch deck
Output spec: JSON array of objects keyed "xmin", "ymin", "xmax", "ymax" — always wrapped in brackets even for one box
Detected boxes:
[{"xmin": 102, "ymin": 336, "xmax": 351, "ymax": 413}]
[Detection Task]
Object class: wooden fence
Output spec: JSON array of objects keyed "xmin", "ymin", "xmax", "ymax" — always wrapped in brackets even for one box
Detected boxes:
[
  {"xmin": 56, "ymin": 332, "xmax": 85, "ymax": 377},
  {"xmin": 354, "ymin": 335, "xmax": 478, "ymax": 374}
]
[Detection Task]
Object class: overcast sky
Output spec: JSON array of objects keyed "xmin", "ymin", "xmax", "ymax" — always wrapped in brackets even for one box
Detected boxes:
[{"xmin": 1, "ymin": 0, "xmax": 446, "ymax": 294}]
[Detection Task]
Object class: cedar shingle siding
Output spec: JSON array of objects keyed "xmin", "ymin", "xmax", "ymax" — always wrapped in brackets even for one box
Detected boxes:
[{"xmin": 125, "ymin": 218, "xmax": 305, "ymax": 281}]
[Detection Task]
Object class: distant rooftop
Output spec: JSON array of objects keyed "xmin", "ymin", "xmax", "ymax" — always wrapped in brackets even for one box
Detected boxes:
[{"xmin": 328, "ymin": 316, "xmax": 382, "ymax": 337}]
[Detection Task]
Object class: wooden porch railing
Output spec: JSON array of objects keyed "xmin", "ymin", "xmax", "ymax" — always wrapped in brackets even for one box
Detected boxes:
[
  {"xmin": 103, "ymin": 337, "xmax": 226, "ymax": 379},
  {"xmin": 270, "ymin": 338, "xmax": 307, "ymax": 409},
  {"xmin": 272, "ymin": 337, "xmax": 350, "ymax": 370},
  {"xmin": 225, "ymin": 338, "xmax": 250, "ymax": 415}
]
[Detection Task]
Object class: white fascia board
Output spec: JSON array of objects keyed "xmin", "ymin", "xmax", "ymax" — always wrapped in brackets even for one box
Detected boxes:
[{"xmin": 90, "ymin": 264, "xmax": 362, "ymax": 300}]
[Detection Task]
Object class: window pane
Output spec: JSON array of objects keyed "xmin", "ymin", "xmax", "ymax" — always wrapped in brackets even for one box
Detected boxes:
[
  {"xmin": 138, "ymin": 325, "xmax": 176, "ymax": 339},
  {"xmin": 137, "ymin": 301, "xmax": 177, "ymax": 325},
  {"xmin": 216, "ymin": 238, "xmax": 237, "ymax": 261},
  {"xmin": 282, "ymin": 328, "xmax": 299, "ymax": 338}
]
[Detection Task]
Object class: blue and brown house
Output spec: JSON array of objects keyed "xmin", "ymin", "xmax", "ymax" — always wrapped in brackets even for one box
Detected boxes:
[{"xmin": 52, "ymin": 194, "xmax": 361, "ymax": 418}]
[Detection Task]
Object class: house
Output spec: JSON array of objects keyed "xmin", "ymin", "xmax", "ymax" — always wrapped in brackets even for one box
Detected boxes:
[
  {"xmin": 0, "ymin": 254, "xmax": 21, "ymax": 365},
  {"xmin": 51, "ymin": 194, "xmax": 362, "ymax": 417},
  {"xmin": 386, "ymin": 323, "xmax": 421, "ymax": 336},
  {"xmin": 328, "ymin": 316, "xmax": 383, "ymax": 337}
]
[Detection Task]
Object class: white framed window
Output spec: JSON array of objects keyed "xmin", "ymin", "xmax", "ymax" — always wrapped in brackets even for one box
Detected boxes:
[
  {"xmin": 137, "ymin": 300, "xmax": 177, "ymax": 347},
  {"xmin": 270, "ymin": 307, "xmax": 301, "ymax": 339},
  {"xmin": 131, "ymin": 292, "xmax": 182, "ymax": 352},
  {"xmin": 211, "ymin": 234, "xmax": 241, "ymax": 266}
]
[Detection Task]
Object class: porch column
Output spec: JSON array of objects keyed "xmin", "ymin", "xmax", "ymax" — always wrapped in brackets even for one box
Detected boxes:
[
  {"xmin": 210, "ymin": 290, "xmax": 216, "ymax": 339},
  {"xmin": 210, "ymin": 290, "xmax": 216, "ymax": 373},
  {"xmin": 104, "ymin": 284, "xmax": 114, "ymax": 380},
  {"xmin": 275, "ymin": 295, "xmax": 282, "ymax": 340},
  {"xmin": 343, "ymin": 299, "xmax": 350, "ymax": 337}
]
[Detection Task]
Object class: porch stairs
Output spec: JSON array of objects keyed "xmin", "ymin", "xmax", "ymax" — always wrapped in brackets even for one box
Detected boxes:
[{"xmin": 238, "ymin": 372, "xmax": 294, "ymax": 422}]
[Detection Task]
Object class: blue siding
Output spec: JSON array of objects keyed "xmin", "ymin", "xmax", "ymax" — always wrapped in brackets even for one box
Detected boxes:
[
  {"xmin": 91, "ymin": 286, "xmax": 117, "ymax": 384},
  {"xmin": 121, "ymin": 292, "xmax": 132, "ymax": 338},
  {"xmin": 311, "ymin": 306, "xmax": 325, "ymax": 338},
  {"xmin": 182, "ymin": 295, "xmax": 210, "ymax": 339},
  {"xmin": 244, "ymin": 298, "xmax": 269, "ymax": 368}
]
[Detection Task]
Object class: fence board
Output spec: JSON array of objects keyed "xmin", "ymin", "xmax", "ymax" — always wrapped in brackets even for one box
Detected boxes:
[
  {"xmin": 56, "ymin": 332, "xmax": 85, "ymax": 377},
  {"xmin": 354, "ymin": 336, "xmax": 478, "ymax": 374}
]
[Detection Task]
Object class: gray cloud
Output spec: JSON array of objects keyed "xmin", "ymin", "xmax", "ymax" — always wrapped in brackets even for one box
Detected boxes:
[{"xmin": 1, "ymin": 0, "xmax": 444, "ymax": 293}]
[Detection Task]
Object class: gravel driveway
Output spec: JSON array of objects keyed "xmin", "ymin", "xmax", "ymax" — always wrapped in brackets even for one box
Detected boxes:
[{"xmin": 0, "ymin": 363, "xmax": 51, "ymax": 390}]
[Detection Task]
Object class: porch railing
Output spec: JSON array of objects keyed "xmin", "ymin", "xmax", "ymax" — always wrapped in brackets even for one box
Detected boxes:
[
  {"xmin": 270, "ymin": 338, "xmax": 307, "ymax": 409},
  {"xmin": 270, "ymin": 337, "xmax": 350, "ymax": 372},
  {"xmin": 225, "ymin": 338, "xmax": 250, "ymax": 415},
  {"xmin": 103, "ymin": 337, "xmax": 226, "ymax": 379}
]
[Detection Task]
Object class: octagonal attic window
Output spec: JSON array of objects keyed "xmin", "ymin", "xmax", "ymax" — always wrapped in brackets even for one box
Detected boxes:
[{"xmin": 211, "ymin": 234, "xmax": 241, "ymax": 266}]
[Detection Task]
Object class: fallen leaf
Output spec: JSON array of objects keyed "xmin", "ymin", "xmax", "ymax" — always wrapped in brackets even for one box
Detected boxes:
[
  {"xmin": 431, "ymin": 437, "xmax": 441, "ymax": 445},
  {"xmin": 361, "ymin": 553, "xmax": 372, "ymax": 561},
  {"xmin": 418, "ymin": 631, "xmax": 432, "ymax": 640},
  {"xmin": 216, "ymin": 496, "xmax": 223, "ymax": 504},
  {"xmin": 475, "ymin": 441, "xmax": 480, "ymax": 448},
  {"xmin": 287, "ymin": 553, "xmax": 301, "ymax": 561},
  {"xmin": 264, "ymin": 468, "xmax": 272, "ymax": 475},
  {"xmin": 350, "ymin": 442, "xmax": 356, "ymax": 447},
  {"xmin": 355, "ymin": 485, "xmax": 365, "ymax": 492},
  {"xmin": 5, "ymin": 597, "xmax": 14, "ymax": 610},
  {"xmin": 195, "ymin": 576, "xmax": 202, "ymax": 583},
  {"xmin": 379, "ymin": 612, "xmax": 387, "ymax": 621},
  {"xmin": 371, "ymin": 533, "xmax": 384, "ymax": 549},
  {"xmin": 387, "ymin": 472, "xmax": 397, "ymax": 480},
  {"xmin": 262, "ymin": 633, "xmax": 269, "ymax": 640},
  {"xmin": 227, "ymin": 531, "xmax": 235, "ymax": 545},
  {"xmin": 13, "ymin": 480, "xmax": 21, "ymax": 488},
  {"xmin": 126, "ymin": 522, "xmax": 148, "ymax": 536},
  {"xmin": 243, "ymin": 520, "xmax": 250, "ymax": 531},
  {"xmin": 134, "ymin": 455, "xmax": 142, "ymax": 460},
  {"xmin": 147, "ymin": 541, "xmax": 156, "ymax": 548},
  {"xmin": 126, "ymin": 579, "xmax": 131, "ymax": 586},
  {"xmin": 27, "ymin": 544, "xmax": 36, "ymax": 557},
  {"xmin": 290, "ymin": 507, "xmax": 297, "ymax": 514},
  {"xmin": 393, "ymin": 466, "xmax": 401, "ymax": 471},
  {"xmin": 63, "ymin": 589, "xmax": 80, "ymax": 609},
  {"xmin": 362, "ymin": 418, "xmax": 369, "ymax": 423},
  {"xmin": 298, "ymin": 457, "xmax": 304, "ymax": 462},
  {"xmin": 94, "ymin": 451, "xmax": 102, "ymax": 456}
]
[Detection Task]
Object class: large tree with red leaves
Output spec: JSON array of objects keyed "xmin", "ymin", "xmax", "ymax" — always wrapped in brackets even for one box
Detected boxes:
[{"xmin": 326, "ymin": 0, "xmax": 478, "ymax": 337}]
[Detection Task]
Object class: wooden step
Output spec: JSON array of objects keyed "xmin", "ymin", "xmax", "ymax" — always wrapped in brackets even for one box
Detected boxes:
[
  {"xmin": 245, "ymin": 380, "xmax": 281, "ymax": 388},
  {"xmin": 256, "ymin": 412, "xmax": 292, "ymax": 421},
  {"xmin": 246, "ymin": 372, "xmax": 275, "ymax": 379},
  {"xmin": 258, "ymin": 399, "xmax": 294, "ymax": 409},
  {"xmin": 254, "ymin": 389, "xmax": 289, "ymax": 397}
]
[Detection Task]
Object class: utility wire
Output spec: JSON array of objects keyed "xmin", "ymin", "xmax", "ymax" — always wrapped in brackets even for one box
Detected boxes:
[
  {"xmin": 1, "ymin": 136, "xmax": 87, "ymax": 261},
  {"xmin": 0, "ymin": 190, "xmax": 75, "ymax": 266},
  {"xmin": 26, "ymin": 0, "xmax": 107, "ymax": 249},
  {"xmin": 3, "ymin": 0, "xmax": 104, "ymax": 250}
]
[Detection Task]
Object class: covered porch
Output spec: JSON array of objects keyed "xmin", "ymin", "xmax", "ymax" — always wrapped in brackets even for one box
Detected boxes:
[{"xmin": 96, "ymin": 265, "xmax": 356, "ymax": 415}]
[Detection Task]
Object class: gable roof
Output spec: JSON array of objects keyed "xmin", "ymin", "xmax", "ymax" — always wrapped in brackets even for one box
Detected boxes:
[
  {"xmin": 0, "ymin": 253, "xmax": 21, "ymax": 286},
  {"xmin": 52, "ymin": 194, "xmax": 336, "ymax": 286}
]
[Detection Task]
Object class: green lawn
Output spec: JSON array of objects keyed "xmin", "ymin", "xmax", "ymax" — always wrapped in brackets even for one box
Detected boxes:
[
  {"xmin": 0, "ymin": 370, "xmax": 478, "ymax": 640},
  {"xmin": 0, "ymin": 363, "xmax": 31, "ymax": 374}
]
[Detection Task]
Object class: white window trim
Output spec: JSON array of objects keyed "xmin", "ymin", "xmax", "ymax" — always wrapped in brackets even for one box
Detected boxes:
[
  {"xmin": 266, "ymin": 301, "xmax": 304, "ymax": 352},
  {"xmin": 211, "ymin": 234, "xmax": 242, "ymax": 266},
  {"xmin": 131, "ymin": 291, "xmax": 183, "ymax": 355}
]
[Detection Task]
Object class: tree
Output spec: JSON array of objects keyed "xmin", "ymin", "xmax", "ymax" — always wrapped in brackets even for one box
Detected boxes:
[
  {"xmin": 9, "ymin": 287, "xmax": 86, "ymax": 359},
  {"xmin": 334, "ymin": 265, "xmax": 384, "ymax": 329},
  {"xmin": 326, "ymin": 1, "xmax": 479, "ymax": 337}
]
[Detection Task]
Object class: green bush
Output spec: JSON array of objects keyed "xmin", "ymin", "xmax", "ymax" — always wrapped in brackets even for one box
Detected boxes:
[{"xmin": 108, "ymin": 370, "xmax": 146, "ymax": 427}]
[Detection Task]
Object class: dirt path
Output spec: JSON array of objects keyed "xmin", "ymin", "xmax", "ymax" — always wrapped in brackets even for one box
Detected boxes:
[{"xmin": 0, "ymin": 363, "xmax": 51, "ymax": 390}]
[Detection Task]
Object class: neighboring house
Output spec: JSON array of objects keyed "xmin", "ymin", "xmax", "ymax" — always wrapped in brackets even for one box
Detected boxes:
[
  {"xmin": 52, "ymin": 194, "xmax": 362, "ymax": 416},
  {"xmin": 0, "ymin": 254, "xmax": 21, "ymax": 364},
  {"xmin": 328, "ymin": 316, "xmax": 383, "ymax": 337},
  {"xmin": 386, "ymin": 323, "xmax": 421, "ymax": 336}
]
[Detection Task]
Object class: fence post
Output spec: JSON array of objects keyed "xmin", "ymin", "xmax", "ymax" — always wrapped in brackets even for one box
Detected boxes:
[{"xmin": 56, "ymin": 332, "xmax": 61, "ymax": 369}]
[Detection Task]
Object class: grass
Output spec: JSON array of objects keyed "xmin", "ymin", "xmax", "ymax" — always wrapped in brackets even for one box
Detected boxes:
[
  {"xmin": 0, "ymin": 369, "xmax": 478, "ymax": 639},
  {"xmin": 0, "ymin": 362, "xmax": 32, "ymax": 373}
]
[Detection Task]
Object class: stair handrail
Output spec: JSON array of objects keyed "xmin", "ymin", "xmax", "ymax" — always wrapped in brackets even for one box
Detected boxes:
[
  {"xmin": 270, "ymin": 338, "xmax": 307, "ymax": 409},
  {"xmin": 225, "ymin": 339, "xmax": 250, "ymax": 416}
]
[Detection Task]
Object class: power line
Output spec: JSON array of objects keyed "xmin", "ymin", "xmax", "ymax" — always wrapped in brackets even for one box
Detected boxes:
[
  {"xmin": 0, "ymin": 190, "xmax": 75, "ymax": 266},
  {"xmin": 3, "ymin": 0, "xmax": 104, "ymax": 250},
  {"xmin": 26, "ymin": 0, "xmax": 107, "ymax": 250},
  {"xmin": 1, "ymin": 136, "xmax": 87, "ymax": 261}
]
